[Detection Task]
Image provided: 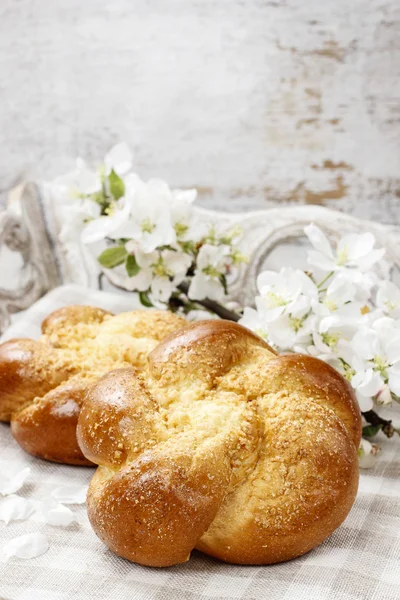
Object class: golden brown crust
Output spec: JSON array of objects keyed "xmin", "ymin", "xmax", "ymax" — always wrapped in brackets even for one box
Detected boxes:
[
  {"xmin": 79, "ymin": 319, "xmax": 361, "ymax": 567},
  {"xmin": 196, "ymin": 391, "xmax": 359, "ymax": 564},
  {"xmin": 11, "ymin": 377, "xmax": 93, "ymax": 466},
  {"xmin": 0, "ymin": 305, "xmax": 186, "ymax": 465},
  {"xmin": 42, "ymin": 305, "xmax": 112, "ymax": 338},
  {"xmin": 258, "ymin": 354, "xmax": 362, "ymax": 447},
  {"xmin": 77, "ymin": 368, "xmax": 160, "ymax": 468},
  {"xmin": 86, "ymin": 445, "xmax": 231, "ymax": 567},
  {"xmin": 149, "ymin": 319, "xmax": 276, "ymax": 385},
  {"xmin": 0, "ymin": 339, "xmax": 70, "ymax": 422}
]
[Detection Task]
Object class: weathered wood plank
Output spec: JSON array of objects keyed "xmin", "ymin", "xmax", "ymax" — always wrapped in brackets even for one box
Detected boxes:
[{"xmin": 0, "ymin": 0, "xmax": 399, "ymax": 223}]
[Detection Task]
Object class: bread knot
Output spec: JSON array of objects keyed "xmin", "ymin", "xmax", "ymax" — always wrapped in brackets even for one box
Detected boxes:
[
  {"xmin": 77, "ymin": 319, "xmax": 361, "ymax": 566},
  {"xmin": 0, "ymin": 305, "xmax": 185, "ymax": 464}
]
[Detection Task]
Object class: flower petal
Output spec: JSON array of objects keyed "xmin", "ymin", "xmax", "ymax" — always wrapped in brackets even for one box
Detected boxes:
[
  {"xmin": 173, "ymin": 189, "xmax": 197, "ymax": 204},
  {"xmin": 358, "ymin": 438, "xmax": 377, "ymax": 469},
  {"xmin": 354, "ymin": 248, "xmax": 386, "ymax": 271},
  {"xmin": 376, "ymin": 280, "xmax": 400, "ymax": 318},
  {"xmin": 355, "ymin": 391, "xmax": 374, "ymax": 412},
  {"xmin": 339, "ymin": 233, "xmax": 374, "ymax": 261},
  {"xmin": 40, "ymin": 498, "xmax": 77, "ymax": 527},
  {"xmin": 151, "ymin": 277, "xmax": 174, "ymax": 303},
  {"xmin": 255, "ymin": 296, "xmax": 285, "ymax": 322},
  {"xmin": 256, "ymin": 271, "xmax": 279, "ymax": 294},
  {"xmin": 326, "ymin": 274, "xmax": 356, "ymax": 305},
  {"xmin": 307, "ymin": 250, "xmax": 337, "ymax": 272},
  {"xmin": 239, "ymin": 308, "xmax": 268, "ymax": 339},
  {"xmin": 267, "ymin": 315, "xmax": 297, "ymax": 350},
  {"xmin": 351, "ymin": 330, "xmax": 380, "ymax": 361},
  {"xmin": 104, "ymin": 267, "xmax": 153, "ymax": 293},
  {"xmin": 0, "ymin": 495, "xmax": 34, "ymax": 525},
  {"xmin": 82, "ymin": 192, "xmax": 134, "ymax": 244},
  {"xmin": 385, "ymin": 336, "xmax": 400, "ymax": 365},
  {"xmin": 375, "ymin": 385, "xmax": 393, "ymax": 405},
  {"xmin": 304, "ymin": 224, "xmax": 334, "ymax": 258},
  {"xmin": 355, "ymin": 369, "xmax": 383, "ymax": 397},
  {"xmin": 3, "ymin": 533, "xmax": 49, "ymax": 560},
  {"xmin": 51, "ymin": 484, "xmax": 88, "ymax": 505},
  {"xmin": 388, "ymin": 365, "xmax": 400, "ymax": 396},
  {"xmin": 162, "ymin": 250, "xmax": 192, "ymax": 277},
  {"xmin": 188, "ymin": 272, "xmax": 224, "ymax": 302},
  {"xmin": 104, "ymin": 142, "xmax": 133, "ymax": 176},
  {"xmin": 0, "ymin": 467, "xmax": 30, "ymax": 496},
  {"xmin": 288, "ymin": 294, "xmax": 312, "ymax": 319}
]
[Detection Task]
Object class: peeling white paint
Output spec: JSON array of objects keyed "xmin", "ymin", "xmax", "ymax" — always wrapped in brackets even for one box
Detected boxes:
[{"xmin": 0, "ymin": 0, "xmax": 399, "ymax": 222}]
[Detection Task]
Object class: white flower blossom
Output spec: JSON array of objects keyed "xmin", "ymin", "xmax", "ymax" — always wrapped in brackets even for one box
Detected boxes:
[
  {"xmin": 81, "ymin": 193, "xmax": 133, "ymax": 244},
  {"xmin": 149, "ymin": 249, "xmax": 192, "ymax": 303},
  {"xmin": 54, "ymin": 143, "xmax": 133, "ymax": 200},
  {"xmin": 119, "ymin": 243, "xmax": 192, "ymax": 303},
  {"xmin": 267, "ymin": 312, "xmax": 317, "ymax": 351},
  {"xmin": 351, "ymin": 319, "xmax": 400, "ymax": 398},
  {"xmin": 110, "ymin": 176, "xmax": 176, "ymax": 252},
  {"xmin": 376, "ymin": 281, "xmax": 400, "ymax": 319},
  {"xmin": 338, "ymin": 269, "xmax": 379, "ymax": 304},
  {"xmin": 312, "ymin": 274, "xmax": 356, "ymax": 315},
  {"xmin": 189, "ymin": 244, "xmax": 227, "ymax": 301},
  {"xmin": 171, "ymin": 188, "xmax": 198, "ymax": 240},
  {"xmin": 256, "ymin": 268, "xmax": 318, "ymax": 323},
  {"xmin": 241, "ymin": 225, "xmax": 399, "ymax": 417},
  {"xmin": 239, "ymin": 307, "xmax": 269, "ymax": 341},
  {"xmin": 305, "ymin": 224, "xmax": 385, "ymax": 273},
  {"xmin": 81, "ymin": 176, "xmax": 178, "ymax": 252}
]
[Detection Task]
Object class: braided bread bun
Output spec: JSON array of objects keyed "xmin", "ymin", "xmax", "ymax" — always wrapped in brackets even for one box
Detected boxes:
[
  {"xmin": 77, "ymin": 319, "xmax": 361, "ymax": 566},
  {"xmin": 0, "ymin": 305, "xmax": 185, "ymax": 465}
]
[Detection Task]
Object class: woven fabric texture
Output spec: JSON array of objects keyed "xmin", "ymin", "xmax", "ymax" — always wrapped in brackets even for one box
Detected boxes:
[{"xmin": 0, "ymin": 285, "xmax": 399, "ymax": 600}]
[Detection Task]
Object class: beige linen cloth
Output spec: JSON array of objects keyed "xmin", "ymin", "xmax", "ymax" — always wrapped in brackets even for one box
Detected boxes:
[{"xmin": 0, "ymin": 285, "xmax": 399, "ymax": 600}]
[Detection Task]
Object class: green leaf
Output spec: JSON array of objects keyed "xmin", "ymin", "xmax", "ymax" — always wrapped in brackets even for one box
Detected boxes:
[
  {"xmin": 108, "ymin": 169, "xmax": 125, "ymax": 200},
  {"xmin": 139, "ymin": 290, "xmax": 154, "ymax": 308},
  {"xmin": 126, "ymin": 254, "xmax": 140, "ymax": 277},
  {"xmin": 362, "ymin": 424, "xmax": 382, "ymax": 438},
  {"xmin": 98, "ymin": 246, "xmax": 127, "ymax": 269}
]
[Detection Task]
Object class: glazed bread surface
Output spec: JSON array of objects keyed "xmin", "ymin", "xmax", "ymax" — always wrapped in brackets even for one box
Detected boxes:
[
  {"xmin": 0, "ymin": 305, "xmax": 185, "ymax": 465},
  {"xmin": 77, "ymin": 319, "xmax": 361, "ymax": 566}
]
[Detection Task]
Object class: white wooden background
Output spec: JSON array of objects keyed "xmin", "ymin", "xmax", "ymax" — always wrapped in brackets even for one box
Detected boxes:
[{"xmin": 0, "ymin": 0, "xmax": 399, "ymax": 223}]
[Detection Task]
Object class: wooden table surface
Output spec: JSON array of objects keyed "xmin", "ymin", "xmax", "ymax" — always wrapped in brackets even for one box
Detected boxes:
[{"xmin": 0, "ymin": 0, "xmax": 399, "ymax": 224}]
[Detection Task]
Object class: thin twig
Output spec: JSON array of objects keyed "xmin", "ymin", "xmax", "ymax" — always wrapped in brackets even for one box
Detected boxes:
[{"xmin": 177, "ymin": 282, "xmax": 241, "ymax": 322}]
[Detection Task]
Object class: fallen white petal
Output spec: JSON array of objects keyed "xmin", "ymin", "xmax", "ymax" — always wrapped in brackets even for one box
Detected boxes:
[
  {"xmin": 40, "ymin": 498, "xmax": 77, "ymax": 526},
  {"xmin": 358, "ymin": 439, "xmax": 378, "ymax": 469},
  {"xmin": 51, "ymin": 484, "xmax": 88, "ymax": 505},
  {"xmin": 0, "ymin": 467, "xmax": 31, "ymax": 496},
  {"xmin": 0, "ymin": 496, "xmax": 35, "ymax": 525},
  {"xmin": 3, "ymin": 533, "xmax": 49, "ymax": 560}
]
